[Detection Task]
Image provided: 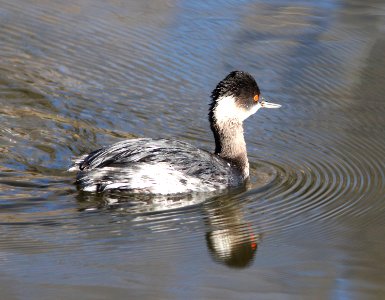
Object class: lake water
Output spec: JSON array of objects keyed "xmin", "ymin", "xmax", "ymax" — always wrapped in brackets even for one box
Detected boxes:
[{"xmin": 1, "ymin": 0, "xmax": 385, "ymax": 299}]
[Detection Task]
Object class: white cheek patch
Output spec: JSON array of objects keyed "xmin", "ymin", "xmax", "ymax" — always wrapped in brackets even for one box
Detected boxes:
[
  {"xmin": 248, "ymin": 101, "xmax": 261, "ymax": 115},
  {"xmin": 213, "ymin": 96, "xmax": 261, "ymax": 123}
]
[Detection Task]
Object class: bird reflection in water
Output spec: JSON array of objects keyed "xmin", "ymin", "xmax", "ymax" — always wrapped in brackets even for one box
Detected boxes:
[
  {"xmin": 203, "ymin": 193, "xmax": 260, "ymax": 268},
  {"xmin": 76, "ymin": 188, "xmax": 260, "ymax": 268}
]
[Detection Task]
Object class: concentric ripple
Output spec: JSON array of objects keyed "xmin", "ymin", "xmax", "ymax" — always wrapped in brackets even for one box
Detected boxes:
[{"xmin": 242, "ymin": 123, "xmax": 385, "ymax": 236}]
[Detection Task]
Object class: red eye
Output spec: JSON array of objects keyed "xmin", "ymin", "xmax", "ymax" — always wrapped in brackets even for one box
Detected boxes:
[{"xmin": 253, "ymin": 95, "xmax": 259, "ymax": 102}]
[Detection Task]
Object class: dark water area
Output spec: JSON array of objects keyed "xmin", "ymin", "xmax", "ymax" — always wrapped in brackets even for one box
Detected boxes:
[{"xmin": 1, "ymin": 0, "xmax": 385, "ymax": 299}]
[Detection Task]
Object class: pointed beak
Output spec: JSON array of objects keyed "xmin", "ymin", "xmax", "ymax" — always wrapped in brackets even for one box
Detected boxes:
[{"xmin": 260, "ymin": 96, "xmax": 281, "ymax": 108}]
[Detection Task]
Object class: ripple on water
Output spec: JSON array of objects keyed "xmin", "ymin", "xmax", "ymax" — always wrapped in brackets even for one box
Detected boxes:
[
  {"xmin": 242, "ymin": 125, "xmax": 385, "ymax": 236},
  {"xmin": 1, "ymin": 0, "xmax": 385, "ymax": 277},
  {"xmin": 3, "ymin": 121, "xmax": 382, "ymax": 265}
]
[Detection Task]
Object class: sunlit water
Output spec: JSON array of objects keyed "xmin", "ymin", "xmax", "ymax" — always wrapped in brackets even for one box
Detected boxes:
[{"xmin": 1, "ymin": 0, "xmax": 385, "ymax": 299}]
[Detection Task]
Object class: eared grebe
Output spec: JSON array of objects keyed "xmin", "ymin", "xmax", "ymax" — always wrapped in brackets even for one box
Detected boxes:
[{"xmin": 71, "ymin": 71, "xmax": 281, "ymax": 194}]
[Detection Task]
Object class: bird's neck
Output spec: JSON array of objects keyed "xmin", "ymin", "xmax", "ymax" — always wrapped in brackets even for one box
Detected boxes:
[{"xmin": 211, "ymin": 119, "xmax": 249, "ymax": 179}]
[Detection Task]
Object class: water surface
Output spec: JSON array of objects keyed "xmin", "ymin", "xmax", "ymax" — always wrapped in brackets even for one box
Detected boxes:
[{"xmin": 1, "ymin": 0, "xmax": 385, "ymax": 299}]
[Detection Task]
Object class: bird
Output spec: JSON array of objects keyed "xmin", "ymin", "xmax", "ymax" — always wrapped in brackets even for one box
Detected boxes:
[{"xmin": 70, "ymin": 71, "xmax": 281, "ymax": 194}]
